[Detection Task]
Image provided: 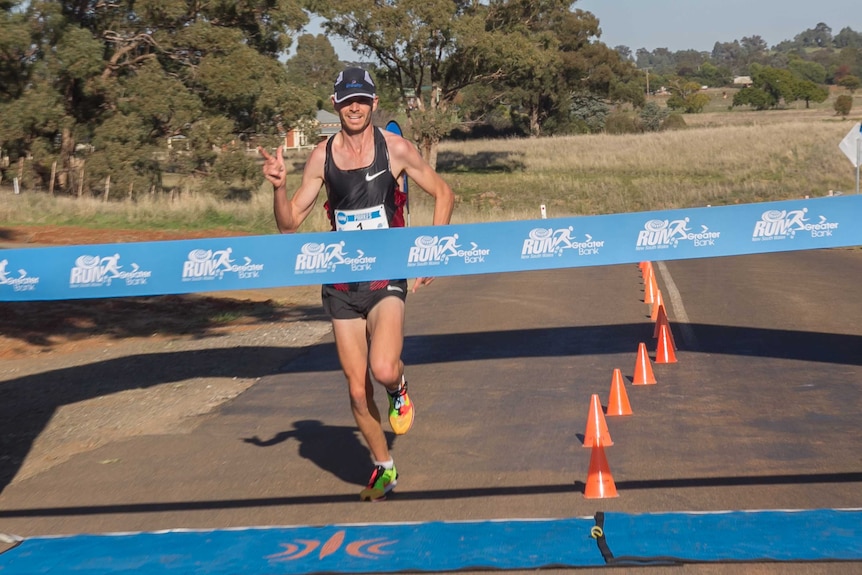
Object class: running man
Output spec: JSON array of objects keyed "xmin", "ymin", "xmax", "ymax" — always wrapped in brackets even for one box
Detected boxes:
[{"xmin": 259, "ymin": 67, "xmax": 454, "ymax": 501}]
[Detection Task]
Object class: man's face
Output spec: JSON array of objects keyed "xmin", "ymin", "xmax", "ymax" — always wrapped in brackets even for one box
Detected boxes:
[{"xmin": 333, "ymin": 96, "xmax": 377, "ymax": 133}]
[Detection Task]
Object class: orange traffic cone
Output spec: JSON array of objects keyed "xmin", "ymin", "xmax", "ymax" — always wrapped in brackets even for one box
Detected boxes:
[
  {"xmin": 654, "ymin": 308, "xmax": 677, "ymax": 349},
  {"xmin": 606, "ymin": 368, "xmax": 633, "ymax": 416},
  {"xmin": 632, "ymin": 342, "xmax": 657, "ymax": 385},
  {"xmin": 584, "ymin": 443, "xmax": 618, "ymax": 499},
  {"xmin": 643, "ymin": 267, "xmax": 656, "ymax": 304},
  {"xmin": 653, "ymin": 303, "xmax": 667, "ymax": 338},
  {"xmin": 650, "ymin": 289, "xmax": 664, "ymax": 321},
  {"xmin": 639, "ymin": 261, "xmax": 652, "ymax": 282},
  {"xmin": 583, "ymin": 393, "xmax": 613, "ymax": 448},
  {"xmin": 655, "ymin": 323, "xmax": 678, "ymax": 364}
]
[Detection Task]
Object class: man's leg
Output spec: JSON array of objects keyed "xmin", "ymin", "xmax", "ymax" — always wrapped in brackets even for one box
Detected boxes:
[
  {"xmin": 331, "ymin": 317, "xmax": 391, "ymax": 463},
  {"xmin": 366, "ymin": 296, "xmax": 405, "ymax": 390},
  {"xmin": 367, "ymin": 296, "xmax": 414, "ymax": 435}
]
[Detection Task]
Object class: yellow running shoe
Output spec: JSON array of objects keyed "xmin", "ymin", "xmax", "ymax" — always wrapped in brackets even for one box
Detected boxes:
[
  {"xmin": 387, "ymin": 377, "xmax": 414, "ymax": 435},
  {"xmin": 359, "ymin": 464, "xmax": 398, "ymax": 501}
]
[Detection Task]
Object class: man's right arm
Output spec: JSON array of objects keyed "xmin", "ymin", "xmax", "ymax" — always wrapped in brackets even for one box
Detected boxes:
[{"xmin": 260, "ymin": 144, "xmax": 326, "ymax": 234}]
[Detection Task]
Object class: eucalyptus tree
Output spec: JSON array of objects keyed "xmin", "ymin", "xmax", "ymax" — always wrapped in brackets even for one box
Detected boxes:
[
  {"xmin": 314, "ymin": 0, "xmax": 640, "ymax": 159},
  {"xmin": 311, "ymin": 0, "xmax": 497, "ymax": 168},
  {"xmin": 1, "ymin": 0, "xmax": 315, "ymax": 196},
  {"xmin": 286, "ymin": 33, "xmax": 343, "ymax": 110},
  {"xmin": 483, "ymin": 1, "xmax": 643, "ymax": 136}
]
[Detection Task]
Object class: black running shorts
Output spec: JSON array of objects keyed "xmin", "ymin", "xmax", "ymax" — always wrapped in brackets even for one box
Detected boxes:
[{"xmin": 321, "ymin": 279, "xmax": 408, "ymax": 320}]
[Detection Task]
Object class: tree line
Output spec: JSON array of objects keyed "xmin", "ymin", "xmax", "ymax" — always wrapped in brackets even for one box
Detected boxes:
[
  {"xmin": 1, "ymin": 1, "xmax": 859, "ymax": 199},
  {"xmin": 627, "ymin": 23, "xmax": 862, "ymax": 99}
]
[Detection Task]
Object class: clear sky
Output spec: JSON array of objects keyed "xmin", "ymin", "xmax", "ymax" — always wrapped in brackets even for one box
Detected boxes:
[
  {"xmin": 304, "ymin": 1, "xmax": 862, "ymax": 61},
  {"xmin": 576, "ymin": 0, "xmax": 861, "ymax": 52}
]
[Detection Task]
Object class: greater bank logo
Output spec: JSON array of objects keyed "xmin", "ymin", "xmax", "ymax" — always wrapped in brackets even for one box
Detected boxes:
[
  {"xmin": 69, "ymin": 253, "xmax": 152, "ymax": 288},
  {"xmin": 182, "ymin": 247, "xmax": 264, "ymax": 281},
  {"xmin": 407, "ymin": 234, "xmax": 489, "ymax": 267},
  {"xmin": 0, "ymin": 259, "xmax": 39, "ymax": 292},
  {"xmin": 294, "ymin": 241, "xmax": 376, "ymax": 274},
  {"xmin": 752, "ymin": 208, "xmax": 838, "ymax": 241},
  {"xmin": 521, "ymin": 227, "xmax": 604, "ymax": 258},
  {"xmin": 636, "ymin": 217, "xmax": 720, "ymax": 251}
]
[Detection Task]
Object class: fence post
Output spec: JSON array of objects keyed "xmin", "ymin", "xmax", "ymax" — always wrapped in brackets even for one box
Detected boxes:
[{"xmin": 49, "ymin": 161, "xmax": 57, "ymax": 196}]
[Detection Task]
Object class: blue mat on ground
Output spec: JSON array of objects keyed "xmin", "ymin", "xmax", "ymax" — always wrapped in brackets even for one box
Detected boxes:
[
  {"xmin": 1, "ymin": 509, "xmax": 861, "ymax": 573},
  {"xmin": 597, "ymin": 509, "xmax": 862, "ymax": 566}
]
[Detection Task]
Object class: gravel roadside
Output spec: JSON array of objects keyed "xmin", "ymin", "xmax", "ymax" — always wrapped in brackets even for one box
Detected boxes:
[{"xmin": 1, "ymin": 226, "xmax": 333, "ymax": 487}]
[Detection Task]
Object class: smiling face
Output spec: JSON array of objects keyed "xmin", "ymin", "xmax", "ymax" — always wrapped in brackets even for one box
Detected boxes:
[{"xmin": 333, "ymin": 95, "xmax": 378, "ymax": 135}]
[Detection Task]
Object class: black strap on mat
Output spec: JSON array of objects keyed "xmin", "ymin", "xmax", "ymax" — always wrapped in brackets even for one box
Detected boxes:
[{"xmin": 592, "ymin": 511, "xmax": 683, "ymax": 567}]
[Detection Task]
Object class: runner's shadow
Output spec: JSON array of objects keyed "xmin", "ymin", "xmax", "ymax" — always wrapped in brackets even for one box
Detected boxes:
[{"xmin": 243, "ymin": 420, "xmax": 395, "ymax": 486}]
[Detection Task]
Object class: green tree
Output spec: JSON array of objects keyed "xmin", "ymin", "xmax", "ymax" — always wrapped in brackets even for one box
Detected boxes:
[
  {"xmin": 795, "ymin": 22, "xmax": 833, "ymax": 48},
  {"xmin": 834, "ymin": 94, "xmax": 853, "ymax": 117},
  {"xmin": 692, "ymin": 61, "xmax": 731, "ymax": 88},
  {"xmin": 744, "ymin": 64, "xmax": 799, "ymax": 108},
  {"xmin": 1, "ymin": 0, "xmax": 313, "ymax": 196},
  {"xmin": 639, "ymin": 101, "xmax": 669, "ymax": 132},
  {"xmin": 286, "ymin": 34, "xmax": 343, "ymax": 110},
  {"xmin": 569, "ymin": 94, "xmax": 609, "ymax": 133},
  {"xmin": 834, "ymin": 27, "xmax": 862, "ymax": 49},
  {"xmin": 793, "ymin": 80, "xmax": 829, "ymax": 108},
  {"xmin": 0, "ymin": 3, "xmax": 32, "ymax": 104},
  {"xmin": 314, "ymin": 0, "xmax": 639, "ymax": 158},
  {"xmin": 788, "ymin": 58, "xmax": 827, "ymax": 84},
  {"xmin": 312, "ymin": 0, "xmax": 493, "ymax": 166},
  {"xmin": 666, "ymin": 80, "xmax": 710, "ymax": 113},
  {"xmin": 486, "ymin": 3, "xmax": 641, "ymax": 137},
  {"xmin": 732, "ymin": 86, "xmax": 774, "ymax": 110},
  {"xmin": 838, "ymin": 75, "xmax": 861, "ymax": 93}
]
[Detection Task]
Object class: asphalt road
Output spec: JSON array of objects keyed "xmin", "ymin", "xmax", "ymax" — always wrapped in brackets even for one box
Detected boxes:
[{"xmin": 1, "ymin": 248, "xmax": 861, "ymax": 574}]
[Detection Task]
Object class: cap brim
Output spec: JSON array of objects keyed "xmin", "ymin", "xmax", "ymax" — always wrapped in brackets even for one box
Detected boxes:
[{"xmin": 333, "ymin": 91, "xmax": 376, "ymax": 104}]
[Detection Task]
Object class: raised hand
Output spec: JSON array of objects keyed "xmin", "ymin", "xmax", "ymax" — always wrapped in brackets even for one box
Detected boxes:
[{"xmin": 258, "ymin": 145, "xmax": 287, "ymax": 189}]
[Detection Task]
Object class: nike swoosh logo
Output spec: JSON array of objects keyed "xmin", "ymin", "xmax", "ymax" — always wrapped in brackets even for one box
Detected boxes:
[
  {"xmin": 365, "ymin": 170, "xmax": 387, "ymax": 182},
  {"xmin": 387, "ymin": 285, "xmax": 404, "ymax": 293}
]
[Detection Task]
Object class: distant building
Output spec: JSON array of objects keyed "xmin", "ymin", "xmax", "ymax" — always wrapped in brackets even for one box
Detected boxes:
[
  {"xmin": 285, "ymin": 110, "xmax": 341, "ymax": 149},
  {"xmin": 166, "ymin": 135, "xmax": 189, "ymax": 150},
  {"xmin": 733, "ymin": 76, "xmax": 753, "ymax": 87}
]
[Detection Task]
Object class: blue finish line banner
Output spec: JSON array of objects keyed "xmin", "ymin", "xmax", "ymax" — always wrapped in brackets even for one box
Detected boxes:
[
  {"xmin": 2, "ymin": 509, "xmax": 862, "ymax": 572},
  {"xmin": 1, "ymin": 195, "xmax": 860, "ymax": 302}
]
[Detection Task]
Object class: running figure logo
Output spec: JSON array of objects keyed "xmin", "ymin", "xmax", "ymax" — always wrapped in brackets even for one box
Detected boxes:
[
  {"xmin": 521, "ymin": 227, "xmax": 604, "ymax": 258},
  {"xmin": 69, "ymin": 253, "xmax": 151, "ymax": 288},
  {"xmin": 636, "ymin": 217, "xmax": 720, "ymax": 250},
  {"xmin": 407, "ymin": 234, "xmax": 490, "ymax": 266},
  {"xmin": 182, "ymin": 247, "xmax": 264, "ymax": 281},
  {"xmin": 294, "ymin": 241, "xmax": 377, "ymax": 274},
  {"xmin": 752, "ymin": 208, "xmax": 838, "ymax": 241}
]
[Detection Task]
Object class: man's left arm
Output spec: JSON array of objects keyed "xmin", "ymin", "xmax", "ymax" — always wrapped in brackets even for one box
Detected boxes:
[
  {"xmin": 392, "ymin": 138, "xmax": 454, "ymax": 226},
  {"xmin": 389, "ymin": 136, "xmax": 455, "ymax": 291}
]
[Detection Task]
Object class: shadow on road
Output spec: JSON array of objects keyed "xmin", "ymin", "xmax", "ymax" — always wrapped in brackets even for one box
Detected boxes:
[
  {"xmin": 2, "ymin": 322, "xmax": 860, "ymax": 497},
  {"xmin": 243, "ymin": 420, "xmax": 395, "ymax": 486},
  {"xmin": 3, "ymin": 471, "xmax": 862, "ymax": 518}
]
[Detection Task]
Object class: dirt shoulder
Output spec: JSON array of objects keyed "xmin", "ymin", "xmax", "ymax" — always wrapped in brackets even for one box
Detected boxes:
[{"xmin": 0, "ymin": 225, "xmax": 331, "ymax": 485}]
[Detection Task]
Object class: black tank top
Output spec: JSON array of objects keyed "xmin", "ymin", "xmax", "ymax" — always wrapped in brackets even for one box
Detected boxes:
[{"xmin": 324, "ymin": 128, "xmax": 404, "ymax": 230}]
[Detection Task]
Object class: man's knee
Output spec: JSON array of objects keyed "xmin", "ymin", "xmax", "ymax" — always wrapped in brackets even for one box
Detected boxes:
[{"xmin": 369, "ymin": 358, "xmax": 400, "ymax": 387}]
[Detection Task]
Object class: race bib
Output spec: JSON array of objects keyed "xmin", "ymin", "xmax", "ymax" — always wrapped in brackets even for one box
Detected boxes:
[{"xmin": 334, "ymin": 204, "xmax": 389, "ymax": 231}]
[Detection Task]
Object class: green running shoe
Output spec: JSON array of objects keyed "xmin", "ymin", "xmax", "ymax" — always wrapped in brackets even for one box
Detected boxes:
[
  {"xmin": 360, "ymin": 464, "xmax": 398, "ymax": 501},
  {"xmin": 387, "ymin": 377, "xmax": 414, "ymax": 435}
]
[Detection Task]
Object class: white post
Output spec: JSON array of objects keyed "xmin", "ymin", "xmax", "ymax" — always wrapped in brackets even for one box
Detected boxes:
[
  {"xmin": 540, "ymin": 204, "xmax": 547, "ymax": 219},
  {"xmin": 13, "ymin": 177, "xmax": 19, "ymax": 195},
  {"xmin": 857, "ymin": 139, "xmax": 860, "ymax": 195}
]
